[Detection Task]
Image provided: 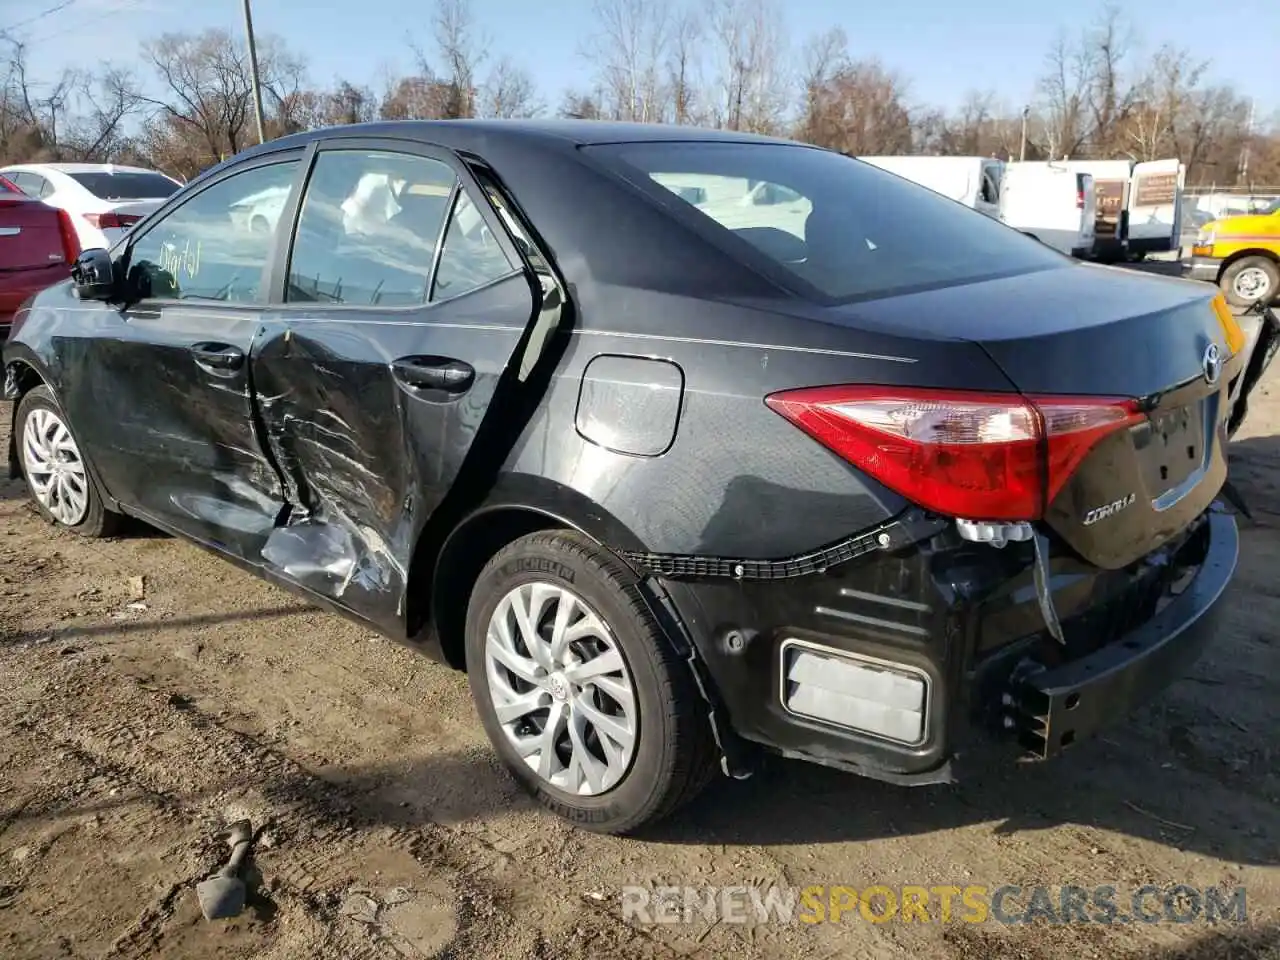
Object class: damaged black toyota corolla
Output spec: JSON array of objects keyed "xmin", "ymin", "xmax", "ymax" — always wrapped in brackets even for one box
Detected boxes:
[{"xmin": 5, "ymin": 121, "xmax": 1278, "ymax": 834}]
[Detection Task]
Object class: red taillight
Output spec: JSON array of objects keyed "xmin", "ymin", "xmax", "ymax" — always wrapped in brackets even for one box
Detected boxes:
[
  {"xmin": 55, "ymin": 208, "xmax": 81, "ymax": 262},
  {"xmin": 764, "ymin": 386, "xmax": 1144, "ymax": 521},
  {"xmin": 83, "ymin": 211, "xmax": 141, "ymax": 229}
]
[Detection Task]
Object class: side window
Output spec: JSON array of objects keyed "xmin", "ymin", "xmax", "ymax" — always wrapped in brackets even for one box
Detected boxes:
[
  {"xmin": 36, "ymin": 176, "xmax": 54, "ymax": 199},
  {"xmin": 980, "ymin": 171, "xmax": 999, "ymax": 205},
  {"xmin": 286, "ymin": 150, "xmax": 455, "ymax": 306},
  {"xmin": 431, "ymin": 191, "xmax": 516, "ymax": 301},
  {"xmin": 126, "ymin": 160, "xmax": 299, "ymax": 303}
]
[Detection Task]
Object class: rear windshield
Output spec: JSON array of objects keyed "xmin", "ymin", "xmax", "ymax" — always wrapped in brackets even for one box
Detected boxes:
[
  {"xmin": 69, "ymin": 171, "xmax": 179, "ymax": 201},
  {"xmin": 590, "ymin": 141, "xmax": 1066, "ymax": 302}
]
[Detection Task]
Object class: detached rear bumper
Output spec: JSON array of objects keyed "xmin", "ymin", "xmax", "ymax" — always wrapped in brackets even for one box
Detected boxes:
[
  {"xmin": 1007, "ymin": 510, "xmax": 1238, "ymax": 758},
  {"xmin": 657, "ymin": 508, "xmax": 1238, "ymax": 785}
]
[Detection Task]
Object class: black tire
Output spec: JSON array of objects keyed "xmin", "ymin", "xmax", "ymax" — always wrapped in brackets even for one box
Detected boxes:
[
  {"xmin": 464, "ymin": 530, "xmax": 718, "ymax": 834},
  {"xmin": 14, "ymin": 385, "xmax": 119, "ymax": 538},
  {"xmin": 1221, "ymin": 255, "xmax": 1280, "ymax": 309}
]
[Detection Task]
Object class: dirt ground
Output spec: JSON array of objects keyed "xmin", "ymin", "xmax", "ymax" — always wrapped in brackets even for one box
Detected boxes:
[{"xmin": 1, "ymin": 367, "xmax": 1278, "ymax": 959}]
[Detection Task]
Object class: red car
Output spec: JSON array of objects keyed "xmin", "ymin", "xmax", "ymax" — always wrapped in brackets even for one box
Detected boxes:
[{"xmin": 0, "ymin": 175, "xmax": 80, "ymax": 340}]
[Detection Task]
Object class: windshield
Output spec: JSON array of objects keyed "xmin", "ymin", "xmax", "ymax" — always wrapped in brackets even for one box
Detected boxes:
[
  {"xmin": 1255, "ymin": 198, "xmax": 1280, "ymax": 216},
  {"xmin": 590, "ymin": 141, "xmax": 1067, "ymax": 302},
  {"xmin": 69, "ymin": 171, "xmax": 180, "ymax": 201}
]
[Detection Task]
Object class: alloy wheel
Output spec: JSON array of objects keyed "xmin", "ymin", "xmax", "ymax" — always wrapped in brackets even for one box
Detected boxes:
[
  {"xmin": 1233, "ymin": 266, "xmax": 1272, "ymax": 302},
  {"xmin": 483, "ymin": 581, "xmax": 638, "ymax": 795},
  {"xmin": 21, "ymin": 407, "xmax": 90, "ymax": 527}
]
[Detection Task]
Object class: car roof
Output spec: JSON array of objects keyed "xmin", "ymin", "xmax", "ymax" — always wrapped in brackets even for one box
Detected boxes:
[
  {"xmin": 0, "ymin": 162, "xmax": 168, "ymax": 176},
  {"xmin": 227, "ymin": 118, "xmax": 805, "ymax": 163}
]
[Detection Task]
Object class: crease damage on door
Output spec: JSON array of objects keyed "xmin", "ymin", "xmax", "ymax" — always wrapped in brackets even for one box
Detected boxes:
[{"xmin": 249, "ymin": 329, "xmax": 415, "ymax": 621}]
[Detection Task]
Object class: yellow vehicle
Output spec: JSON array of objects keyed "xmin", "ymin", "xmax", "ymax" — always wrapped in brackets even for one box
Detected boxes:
[{"xmin": 1186, "ymin": 199, "xmax": 1280, "ymax": 308}]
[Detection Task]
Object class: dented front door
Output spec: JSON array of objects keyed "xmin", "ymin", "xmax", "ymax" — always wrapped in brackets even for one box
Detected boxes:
[
  {"xmin": 248, "ymin": 140, "xmax": 539, "ymax": 632},
  {"xmin": 66, "ymin": 154, "xmax": 304, "ymax": 559}
]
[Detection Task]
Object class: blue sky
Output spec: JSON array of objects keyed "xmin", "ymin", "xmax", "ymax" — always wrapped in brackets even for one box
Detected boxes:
[{"xmin": 2, "ymin": 0, "xmax": 1276, "ymax": 118}]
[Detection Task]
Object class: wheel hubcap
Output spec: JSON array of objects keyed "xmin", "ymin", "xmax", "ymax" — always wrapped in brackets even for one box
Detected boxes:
[
  {"xmin": 1234, "ymin": 267, "xmax": 1271, "ymax": 301},
  {"xmin": 483, "ymin": 581, "xmax": 638, "ymax": 796},
  {"xmin": 21, "ymin": 407, "xmax": 89, "ymax": 527}
]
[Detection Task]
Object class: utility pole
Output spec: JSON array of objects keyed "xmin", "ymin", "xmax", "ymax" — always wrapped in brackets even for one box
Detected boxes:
[
  {"xmin": 1019, "ymin": 105, "xmax": 1030, "ymax": 162},
  {"xmin": 242, "ymin": 0, "xmax": 266, "ymax": 144},
  {"xmin": 1237, "ymin": 96, "xmax": 1255, "ymax": 186}
]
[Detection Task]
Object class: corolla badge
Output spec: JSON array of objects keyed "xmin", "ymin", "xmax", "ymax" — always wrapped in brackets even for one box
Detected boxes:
[
  {"xmin": 1082, "ymin": 492, "xmax": 1136, "ymax": 526},
  {"xmin": 1202, "ymin": 342, "xmax": 1222, "ymax": 386}
]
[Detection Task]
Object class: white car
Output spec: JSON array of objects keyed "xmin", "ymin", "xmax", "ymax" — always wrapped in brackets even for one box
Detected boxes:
[{"xmin": 0, "ymin": 163, "xmax": 182, "ymax": 252}]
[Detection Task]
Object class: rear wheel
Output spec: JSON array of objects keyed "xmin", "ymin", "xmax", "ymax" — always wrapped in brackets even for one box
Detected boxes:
[
  {"xmin": 464, "ymin": 530, "xmax": 717, "ymax": 834},
  {"xmin": 15, "ymin": 385, "xmax": 117, "ymax": 537},
  {"xmin": 1221, "ymin": 255, "xmax": 1279, "ymax": 309}
]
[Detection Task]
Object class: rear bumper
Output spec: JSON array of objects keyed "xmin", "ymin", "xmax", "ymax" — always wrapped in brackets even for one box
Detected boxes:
[
  {"xmin": 659, "ymin": 508, "xmax": 1237, "ymax": 784},
  {"xmin": 1184, "ymin": 256, "xmax": 1224, "ymax": 284},
  {"xmin": 1005, "ymin": 510, "xmax": 1236, "ymax": 758}
]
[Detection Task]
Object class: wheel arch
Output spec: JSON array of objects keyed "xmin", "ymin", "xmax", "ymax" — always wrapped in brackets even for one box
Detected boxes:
[
  {"xmin": 411, "ymin": 475, "xmax": 651, "ymax": 670},
  {"xmin": 1219, "ymin": 247, "xmax": 1280, "ymax": 279},
  {"xmin": 3, "ymin": 353, "xmax": 51, "ymax": 480}
]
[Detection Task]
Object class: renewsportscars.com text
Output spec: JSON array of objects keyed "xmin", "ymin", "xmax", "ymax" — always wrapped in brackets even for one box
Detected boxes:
[{"xmin": 620, "ymin": 883, "xmax": 1249, "ymax": 926}]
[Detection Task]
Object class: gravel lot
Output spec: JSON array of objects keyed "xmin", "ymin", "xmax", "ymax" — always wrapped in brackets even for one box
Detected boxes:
[{"xmin": 1, "ymin": 359, "xmax": 1278, "ymax": 958}]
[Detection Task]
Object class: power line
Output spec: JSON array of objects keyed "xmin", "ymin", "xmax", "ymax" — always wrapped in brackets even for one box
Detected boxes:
[
  {"xmin": 19, "ymin": 0, "xmax": 145, "ymax": 47},
  {"xmin": 0, "ymin": 0, "xmax": 76, "ymax": 37}
]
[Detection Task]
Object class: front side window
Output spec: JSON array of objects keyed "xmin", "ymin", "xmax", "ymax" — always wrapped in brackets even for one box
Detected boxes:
[
  {"xmin": 286, "ymin": 150, "xmax": 456, "ymax": 306},
  {"xmin": 594, "ymin": 141, "xmax": 1067, "ymax": 302},
  {"xmin": 126, "ymin": 160, "xmax": 300, "ymax": 303}
]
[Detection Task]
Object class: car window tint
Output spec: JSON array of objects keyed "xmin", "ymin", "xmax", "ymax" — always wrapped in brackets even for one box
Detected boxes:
[
  {"xmin": 126, "ymin": 160, "xmax": 299, "ymax": 304},
  {"xmin": 69, "ymin": 172, "xmax": 179, "ymax": 200},
  {"xmin": 592, "ymin": 142, "xmax": 1066, "ymax": 302},
  {"xmin": 286, "ymin": 150, "xmax": 455, "ymax": 306},
  {"xmin": 431, "ymin": 191, "xmax": 516, "ymax": 301}
]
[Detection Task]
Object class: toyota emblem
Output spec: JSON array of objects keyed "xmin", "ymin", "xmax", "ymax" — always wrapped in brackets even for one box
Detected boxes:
[{"xmin": 1202, "ymin": 342, "xmax": 1222, "ymax": 386}]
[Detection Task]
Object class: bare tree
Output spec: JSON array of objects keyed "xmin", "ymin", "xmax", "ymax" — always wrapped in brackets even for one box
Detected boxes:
[
  {"xmin": 667, "ymin": 8, "xmax": 703, "ymax": 125},
  {"xmin": 1038, "ymin": 28, "xmax": 1093, "ymax": 158},
  {"xmin": 480, "ymin": 57, "xmax": 543, "ymax": 118},
  {"xmin": 797, "ymin": 42, "xmax": 912, "ymax": 156},
  {"xmin": 67, "ymin": 66, "xmax": 143, "ymax": 160},
  {"xmin": 559, "ymin": 88, "xmax": 606, "ymax": 119},
  {"xmin": 428, "ymin": 0, "xmax": 485, "ymax": 118},
  {"xmin": 797, "ymin": 25, "xmax": 845, "ymax": 143},
  {"xmin": 379, "ymin": 75, "xmax": 454, "ymax": 120},
  {"xmin": 583, "ymin": 0, "xmax": 672, "ymax": 121},
  {"xmin": 705, "ymin": 0, "xmax": 789, "ymax": 134},
  {"xmin": 140, "ymin": 29, "xmax": 306, "ymax": 177}
]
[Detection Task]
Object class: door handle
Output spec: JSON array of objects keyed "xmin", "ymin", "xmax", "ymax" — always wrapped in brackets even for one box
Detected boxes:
[
  {"xmin": 392, "ymin": 356, "xmax": 474, "ymax": 394},
  {"xmin": 191, "ymin": 342, "xmax": 245, "ymax": 372}
]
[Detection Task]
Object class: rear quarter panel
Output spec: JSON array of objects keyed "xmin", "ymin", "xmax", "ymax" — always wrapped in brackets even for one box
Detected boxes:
[{"xmin": 496, "ymin": 288, "xmax": 1019, "ymax": 560}]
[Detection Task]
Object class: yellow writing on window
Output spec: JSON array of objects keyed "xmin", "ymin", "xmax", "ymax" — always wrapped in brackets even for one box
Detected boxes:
[{"xmin": 158, "ymin": 237, "xmax": 202, "ymax": 282}]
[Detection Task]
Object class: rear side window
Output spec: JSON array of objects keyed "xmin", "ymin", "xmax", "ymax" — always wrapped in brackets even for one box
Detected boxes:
[
  {"xmin": 69, "ymin": 171, "xmax": 179, "ymax": 200},
  {"xmin": 286, "ymin": 150, "xmax": 456, "ymax": 306},
  {"xmin": 431, "ymin": 191, "xmax": 516, "ymax": 300},
  {"xmin": 592, "ymin": 141, "xmax": 1065, "ymax": 302}
]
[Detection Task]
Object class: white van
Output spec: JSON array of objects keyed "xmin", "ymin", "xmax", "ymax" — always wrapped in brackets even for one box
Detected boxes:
[
  {"xmin": 998, "ymin": 162, "xmax": 1097, "ymax": 258},
  {"xmin": 857, "ymin": 156, "xmax": 1005, "ymax": 218},
  {"xmin": 1050, "ymin": 158, "xmax": 1185, "ymax": 261}
]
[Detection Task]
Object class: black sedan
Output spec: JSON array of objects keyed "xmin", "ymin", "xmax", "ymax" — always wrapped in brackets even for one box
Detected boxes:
[{"xmin": 4, "ymin": 121, "xmax": 1276, "ymax": 834}]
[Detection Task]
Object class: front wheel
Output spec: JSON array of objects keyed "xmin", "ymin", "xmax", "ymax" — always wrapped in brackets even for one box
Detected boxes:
[
  {"xmin": 15, "ymin": 385, "xmax": 118, "ymax": 537},
  {"xmin": 464, "ymin": 530, "xmax": 717, "ymax": 834},
  {"xmin": 1221, "ymin": 256, "xmax": 1280, "ymax": 309}
]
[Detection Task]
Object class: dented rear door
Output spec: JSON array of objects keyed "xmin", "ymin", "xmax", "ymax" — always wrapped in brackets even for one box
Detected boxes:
[{"xmin": 250, "ymin": 139, "xmax": 539, "ymax": 631}]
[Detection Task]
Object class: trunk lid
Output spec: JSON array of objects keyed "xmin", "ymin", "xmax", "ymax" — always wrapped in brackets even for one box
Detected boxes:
[
  {"xmin": 834, "ymin": 262, "xmax": 1240, "ymax": 569},
  {"xmin": 0, "ymin": 197, "xmax": 68, "ymax": 271}
]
